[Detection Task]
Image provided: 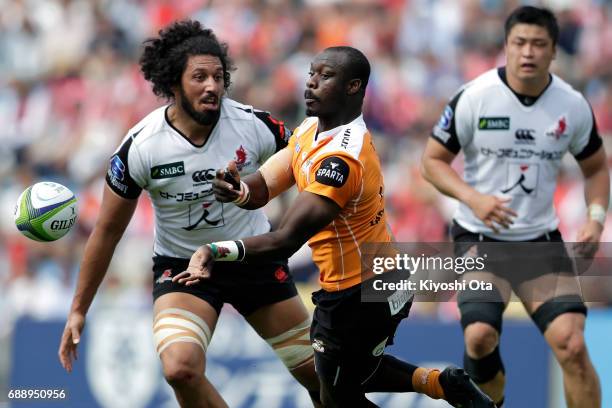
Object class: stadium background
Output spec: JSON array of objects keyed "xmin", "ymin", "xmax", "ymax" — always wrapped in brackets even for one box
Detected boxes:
[{"xmin": 0, "ymin": 0, "xmax": 611, "ymax": 407}]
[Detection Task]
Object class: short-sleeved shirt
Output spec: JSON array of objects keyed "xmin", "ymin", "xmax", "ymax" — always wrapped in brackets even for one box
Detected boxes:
[
  {"xmin": 288, "ymin": 115, "xmax": 391, "ymax": 291},
  {"xmin": 105, "ymin": 97, "xmax": 290, "ymax": 258},
  {"xmin": 431, "ymin": 67, "xmax": 602, "ymax": 240}
]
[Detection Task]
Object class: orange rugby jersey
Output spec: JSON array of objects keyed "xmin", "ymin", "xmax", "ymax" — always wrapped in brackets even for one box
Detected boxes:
[{"xmin": 288, "ymin": 115, "xmax": 391, "ymax": 291}]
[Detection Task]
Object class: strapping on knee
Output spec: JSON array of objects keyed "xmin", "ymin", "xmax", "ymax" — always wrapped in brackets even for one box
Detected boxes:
[
  {"xmin": 463, "ymin": 346, "xmax": 505, "ymax": 384},
  {"xmin": 458, "ymin": 287, "xmax": 505, "ymax": 334},
  {"xmin": 531, "ymin": 295, "xmax": 587, "ymax": 334},
  {"xmin": 266, "ymin": 318, "xmax": 314, "ymax": 370},
  {"xmin": 153, "ymin": 307, "xmax": 212, "ymax": 356}
]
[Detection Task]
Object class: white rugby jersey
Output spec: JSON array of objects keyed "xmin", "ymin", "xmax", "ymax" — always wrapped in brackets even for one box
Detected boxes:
[
  {"xmin": 432, "ymin": 68, "xmax": 602, "ymax": 240},
  {"xmin": 105, "ymin": 97, "xmax": 291, "ymax": 258}
]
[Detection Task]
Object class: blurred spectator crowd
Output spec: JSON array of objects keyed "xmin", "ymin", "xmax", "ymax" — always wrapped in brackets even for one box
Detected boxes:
[{"xmin": 0, "ymin": 0, "xmax": 611, "ymax": 347}]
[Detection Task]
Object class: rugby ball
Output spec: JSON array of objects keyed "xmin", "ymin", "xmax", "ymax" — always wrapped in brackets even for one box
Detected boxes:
[{"xmin": 13, "ymin": 182, "xmax": 78, "ymax": 242}]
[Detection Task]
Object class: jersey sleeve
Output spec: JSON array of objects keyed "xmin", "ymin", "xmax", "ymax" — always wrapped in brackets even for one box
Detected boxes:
[
  {"xmin": 570, "ymin": 97, "xmax": 603, "ymax": 161},
  {"xmin": 430, "ymin": 88, "xmax": 474, "ymax": 153},
  {"xmin": 105, "ymin": 132, "xmax": 145, "ymax": 199},
  {"xmin": 304, "ymin": 153, "xmax": 362, "ymax": 208},
  {"xmin": 253, "ymin": 110, "xmax": 293, "ymax": 162}
]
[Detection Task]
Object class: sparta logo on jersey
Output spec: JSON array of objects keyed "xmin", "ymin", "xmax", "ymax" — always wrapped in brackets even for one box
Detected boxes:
[{"xmin": 315, "ymin": 156, "xmax": 349, "ymax": 187}]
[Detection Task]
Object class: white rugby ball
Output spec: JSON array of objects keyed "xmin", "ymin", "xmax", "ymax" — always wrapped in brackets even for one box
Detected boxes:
[{"xmin": 13, "ymin": 182, "xmax": 78, "ymax": 242}]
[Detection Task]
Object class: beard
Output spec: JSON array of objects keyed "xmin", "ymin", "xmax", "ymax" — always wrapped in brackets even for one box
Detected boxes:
[{"xmin": 179, "ymin": 87, "xmax": 221, "ymax": 126}]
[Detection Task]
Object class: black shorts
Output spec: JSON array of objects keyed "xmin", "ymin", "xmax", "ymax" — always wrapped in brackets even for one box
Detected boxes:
[
  {"xmin": 152, "ymin": 255, "xmax": 298, "ymax": 316},
  {"xmin": 310, "ymin": 281, "xmax": 412, "ymax": 382},
  {"xmin": 451, "ymin": 221, "xmax": 575, "ymax": 288}
]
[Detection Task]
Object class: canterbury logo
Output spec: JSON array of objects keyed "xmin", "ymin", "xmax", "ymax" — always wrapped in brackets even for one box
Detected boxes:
[
  {"xmin": 515, "ymin": 129, "xmax": 535, "ymax": 140},
  {"xmin": 192, "ymin": 169, "xmax": 215, "ymax": 183}
]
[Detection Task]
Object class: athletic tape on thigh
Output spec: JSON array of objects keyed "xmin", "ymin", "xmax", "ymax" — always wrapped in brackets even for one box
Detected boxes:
[
  {"xmin": 266, "ymin": 318, "xmax": 313, "ymax": 369},
  {"xmin": 153, "ymin": 308, "xmax": 212, "ymax": 356},
  {"xmin": 463, "ymin": 346, "xmax": 505, "ymax": 384},
  {"xmin": 530, "ymin": 294, "xmax": 587, "ymax": 334}
]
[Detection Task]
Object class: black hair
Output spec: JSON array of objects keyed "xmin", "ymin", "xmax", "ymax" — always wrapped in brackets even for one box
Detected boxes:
[
  {"xmin": 325, "ymin": 46, "xmax": 371, "ymax": 94},
  {"xmin": 139, "ymin": 20, "xmax": 235, "ymax": 99},
  {"xmin": 505, "ymin": 6, "xmax": 559, "ymax": 45}
]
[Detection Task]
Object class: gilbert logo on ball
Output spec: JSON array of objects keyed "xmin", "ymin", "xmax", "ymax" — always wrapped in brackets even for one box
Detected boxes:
[{"xmin": 14, "ymin": 182, "xmax": 78, "ymax": 242}]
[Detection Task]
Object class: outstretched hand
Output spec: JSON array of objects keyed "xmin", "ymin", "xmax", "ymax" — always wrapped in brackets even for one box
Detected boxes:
[{"xmin": 172, "ymin": 245, "xmax": 215, "ymax": 286}]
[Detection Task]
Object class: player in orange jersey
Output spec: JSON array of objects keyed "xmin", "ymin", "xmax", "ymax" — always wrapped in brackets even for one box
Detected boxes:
[{"xmin": 175, "ymin": 46, "xmax": 494, "ymax": 408}]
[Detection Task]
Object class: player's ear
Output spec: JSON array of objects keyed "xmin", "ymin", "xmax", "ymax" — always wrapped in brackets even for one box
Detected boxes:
[{"xmin": 347, "ymin": 79, "xmax": 362, "ymax": 96}]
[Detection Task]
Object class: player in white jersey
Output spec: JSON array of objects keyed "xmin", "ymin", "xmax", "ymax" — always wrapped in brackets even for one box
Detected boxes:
[
  {"xmin": 58, "ymin": 21, "xmax": 321, "ymax": 407},
  {"xmin": 422, "ymin": 6, "xmax": 609, "ymax": 408}
]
